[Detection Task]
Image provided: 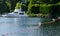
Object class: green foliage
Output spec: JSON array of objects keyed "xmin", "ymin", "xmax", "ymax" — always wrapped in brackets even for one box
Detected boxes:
[
  {"xmin": 21, "ymin": 4, "xmax": 28, "ymax": 11},
  {"xmin": 40, "ymin": 4, "xmax": 52, "ymax": 14},
  {"xmin": 57, "ymin": 2, "xmax": 60, "ymax": 5},
  {"xmin": 0, "ymin": 1, "xmax": 9, "ymax": 14},
  {"xmin": 27, "ymin": 3, "xmax": 52, "ymax": 14},
  {"xmin": 0, "ymin": 0, "xmax": 60, "ymax": 18},
  {"xmin": 28, "ymin": 0, "xmax": 32, "ymax": 11},
  {"xmin": 6, "ymin": 0, "xmax": 17, "ymax": 12},
  {"xmin": 50, "ymin": 4, "xmax": 60, "ymax": 18},
  {"xmin": 30, "ymin": 6, "xmax": 40, "ymax": 14},
  {"xmin": 15, "ymin": 2, "xmax": 22, "ymax": 9}
]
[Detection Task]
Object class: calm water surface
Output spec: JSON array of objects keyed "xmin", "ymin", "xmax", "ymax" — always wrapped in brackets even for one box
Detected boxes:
[{"xmin": 0, "ymin": 17, "xmax": 60, "ymax": 36}]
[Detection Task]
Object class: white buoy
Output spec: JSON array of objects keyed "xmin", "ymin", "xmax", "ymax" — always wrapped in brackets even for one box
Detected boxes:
[
  {"xmin": 58, "ymin": 17, "xmax": 60, "ymax": 19},
  {"xmin": 52, "ymin": 18, "xmax": 55, "ymax": 21},
  {"xmin": 38, "ymin": 22, "xmax": 41, "ymax": 26}
]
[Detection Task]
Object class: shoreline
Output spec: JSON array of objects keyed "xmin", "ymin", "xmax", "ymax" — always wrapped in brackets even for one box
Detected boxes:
[
  {"xmin": 40, "ymin": 17, "xmax": 60, "ymax": 25},
  {"xmin": 27, "ymin": 14, "xmax": 49, "ymax": 18}
]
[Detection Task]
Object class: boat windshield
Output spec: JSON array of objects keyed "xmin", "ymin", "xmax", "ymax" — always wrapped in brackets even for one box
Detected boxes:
[
  {"xmin": 14, "ymin": 12, "xmax": 18, "ymax": 13},
  {"xmin": 19, "ymin": 13, "xmax": 24, "ymax": 15}
]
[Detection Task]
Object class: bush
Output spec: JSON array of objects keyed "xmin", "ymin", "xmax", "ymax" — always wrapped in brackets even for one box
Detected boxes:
[
  {"xmin": 21, "ymin": 4, "xmax": 28, "ymax": 12},
  {"xmin": 15, "ymin": 2, "xmax": 21, "ymax": 9},
  {"xmin": 28, "ymin": 4, "xmax": 52, "ymax": 14},
  {"xmin": 30, "ymin": 6, "xmax": 40, "ymax": 14},
  {"xmin": 40, "ymin": 4, "xmax": 52, "ymax": 14}
]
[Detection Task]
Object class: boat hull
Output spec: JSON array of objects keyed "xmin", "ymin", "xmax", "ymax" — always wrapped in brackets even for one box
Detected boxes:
[{"xmin": 2, "ymin": 15, "xmax": 28, "ymax": 18}]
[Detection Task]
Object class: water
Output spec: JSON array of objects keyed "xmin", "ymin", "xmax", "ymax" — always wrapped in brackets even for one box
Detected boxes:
[
  {"xmin": 0, "ymin": 17, "xmax": 41, "ymax": 36},
  {"xmin": 0, "ymin": 17, "xmax": 60, "ymax": 36}
]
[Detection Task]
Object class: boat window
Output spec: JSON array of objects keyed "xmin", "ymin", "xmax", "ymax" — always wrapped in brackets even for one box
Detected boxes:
[
  {"xmin": 19, "ymin": 13, "xmax": 24, "ymax": 15},
  {"xmin": 14, "ymin": 12, "xmax": 18, "ymax": 13}
]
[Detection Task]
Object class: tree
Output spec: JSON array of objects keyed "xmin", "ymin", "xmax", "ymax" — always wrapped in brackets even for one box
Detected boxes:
[
  {"xmin": 15, "ymin": 2, "xmax": 21, "ymax": 9},
  {"xmin": 30, "ymin": 6, "xmax": 40, "ymax": 14},
  {"xmin": 50, "ymin": 5, "xmax": 60, "ymax": 18}
]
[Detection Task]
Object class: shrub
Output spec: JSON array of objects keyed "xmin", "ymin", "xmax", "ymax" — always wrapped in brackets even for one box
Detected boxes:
[
  {"xmin": 21, "ymin": 4, "xmax": 28, "ymax": 12},
  {"xmin": 15, "ymin": 2, "xmax": 21, "ymax": 9},
  {"xmin": 40, "ymin": 4, "xmax": 52, "ymax": 14},
  {"xmin": 30, "ymin": 6, "xmax": 40, "ymax": 14}
]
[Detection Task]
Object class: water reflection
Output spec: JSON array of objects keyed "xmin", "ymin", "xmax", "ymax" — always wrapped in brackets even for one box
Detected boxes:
[{"xmin": 0, "ymin": 17, "xmax": 41, "ymax": 36}]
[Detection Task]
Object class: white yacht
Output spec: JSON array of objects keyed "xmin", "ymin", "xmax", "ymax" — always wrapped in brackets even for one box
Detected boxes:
[{"xmin": 2, "ymin": 8, "xmax": 28, "ymax": 18}]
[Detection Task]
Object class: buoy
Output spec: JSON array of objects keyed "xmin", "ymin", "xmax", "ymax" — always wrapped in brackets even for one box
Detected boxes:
[
  {"xmin": 6, "ymin": 33, "xmax": 8, "ymax": 35},
  {"xmin": 52, "ymin": 18, "xmax": 55, "ymax": 21},
  {"xmin": 14, "ymin": 32, "xmax": 17, "ymax": 36},
  {"xmin": 58, "ymin": 17, "xmax": 60, "ymax": 19},
  {"xmin": 2, "ymin": 34, "xmax": 4, "ymax": 36},
  {"xmin": 15, "ymin": 32, "xmax": 16, "ymax": 33},
  {"xmin": 14, "ymin": 32, "xmax": 16, "ymax": 35},
  {"xmin": 10, "ymin": 33, "xmax": 12, "ymax": 35},
  {"xmin": 38, "ymin": 22, "xmax": 41, "ymax": 26}
]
